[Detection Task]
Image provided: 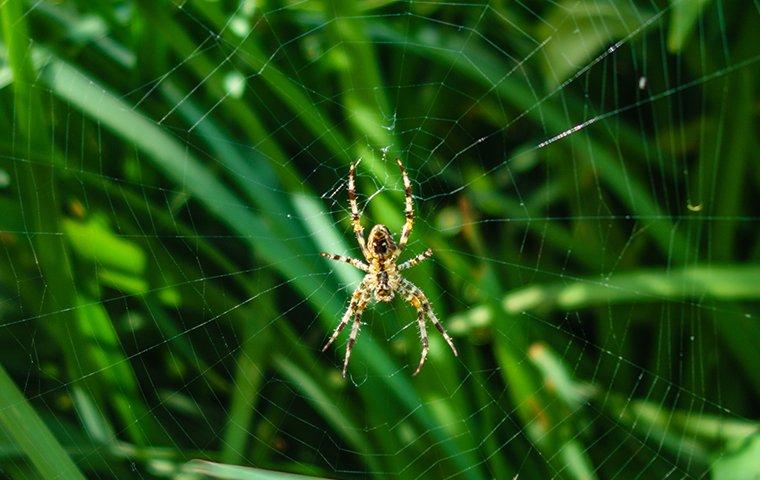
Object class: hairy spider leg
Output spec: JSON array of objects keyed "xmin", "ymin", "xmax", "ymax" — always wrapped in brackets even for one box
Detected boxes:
[
  {"xmin": 320, "ymin": 252, "xmax": 369, "ymax": 272},
  {"xmin": 395, "ymin": 158, "xmax": 415, "ymax": 255},
  {"xmin": 343, "ymin": 300, "xmax": 368, "ymax": 378},
  {"xmin": 348, "ymin": 163, "xmax": 368, "ymax": 257},
  {"xmin": 413, "ymin": 309, "xmax": 428, "ymax": 376},
  {"xmin": 322, "ymin": 277, "xmax": 371, "ymax": 353},
  {"xmin": 399, "ymin": 278, "xmax": 458, "ymax": 373},
  {"xmin": 398, "ymin": 248, "xmax": 432, "ymax": 271}
]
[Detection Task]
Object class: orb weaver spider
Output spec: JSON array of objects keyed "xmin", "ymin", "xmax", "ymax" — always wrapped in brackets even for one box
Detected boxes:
[{"xmin": 321, "ymin": 159, "xmax": 458, "ymax": 377}]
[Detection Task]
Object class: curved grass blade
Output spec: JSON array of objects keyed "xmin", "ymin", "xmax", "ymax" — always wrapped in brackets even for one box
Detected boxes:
[{"xmin": 0, "ymin": 363, "xmax": 87, "ymax": 480}]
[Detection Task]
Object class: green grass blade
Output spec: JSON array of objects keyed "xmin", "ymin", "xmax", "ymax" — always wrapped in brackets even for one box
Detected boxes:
[
  {"xmin": 0, "ymin": 363, "xmax": 87, "ymax": 480},
  {"xmin": 540, "ymin": 1, "xmax": 652, "ymax": 87},
  {"xmin": 221, "ymin": 276, "xmax": 274, "ymax": 464},
  {"xmin": 180, "ymin": 459, "xmax": 332, "ymax": 479},
  {"xmin": 712, "ymin": 433, "xmax": 760, "ymax": 480},
  {"xmin": 450, "ymin": 265, "xmax": 760, "ymax": 334},
  {"xmin": 668, "ymin": 0, "xmax": 711, "ymax": 52}
]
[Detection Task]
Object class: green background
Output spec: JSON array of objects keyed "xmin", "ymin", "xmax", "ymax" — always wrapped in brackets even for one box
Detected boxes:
[{"xmin": 0, "ymin": 0, "xmax": 758, "ymax": 479}]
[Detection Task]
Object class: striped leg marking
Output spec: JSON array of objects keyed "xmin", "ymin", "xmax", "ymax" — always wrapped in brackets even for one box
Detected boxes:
[
  {"xmin": 321, "ymin": 252, "xmax": 369, "ymax": 272},
  {"xmin": 396, "ymin": 158, "xmax": 415, "ymax": 253},
  {"xmin": 428, "ymin": 306, "xmax": 459, "ymax": 357},
  {"xmin": 400, "ymin": 278, "xmax": 459, "ymax": 367},
  {"xmin": 413, "ymin": 309, "xmax": 429, "ymax": 376},
  {"xmin": 398, "ymin": 248, "xmax": 432, "ymax": 271},
  {"xmin": 323, "ymin": 278, "xmax": 370, "ymax": 352},
  {"xmin": 348, "ymin": 163, "xmax": 368, "ymax": 256},
  {"xmin": 342, "ymin": 301, "xmax": 368, "ymax": 378}
]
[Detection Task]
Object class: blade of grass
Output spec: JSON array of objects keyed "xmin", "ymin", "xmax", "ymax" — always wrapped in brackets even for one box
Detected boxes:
[
  {"xmin": 449, "ymin": 265, "xmax": 760, "ymax": 334},
  {"xmin": 529, "ymin": 340, "xmax": 760, "ymax": 465},
  {"xmin": 448, "ymin": 202, "xmax": 577, "ymax": 478},
  {"xmin": 271, "ymin": 356, "xmax": 379, "ymax": 466},
  {"xmin": 180, "ymin": 459, "xmax": 333, "ymax": 480},
  {"xmin": 0, "ymin": 363, "xmax": 86, "ymax": 480},
  {"xmin": 73, "ymin": 296, "xmax": 167, "ymax": 444},
  {"xmin": 711, "ymin": 433, "xmax": 760, "ymax": 480},
  {"xmin": 456, "ymin": 263, "xmax": 760, "ymax": 394},
  {"xmin": 668, "ymin": 0, "xmax": 711, "ymax": 52},
  {"xmin": 221, "ymin": 275, "xmax": 274, "ymax": 465},
  {"xmin": 539, "ymin": 1, "xmax": 651, "ymax": 87}
]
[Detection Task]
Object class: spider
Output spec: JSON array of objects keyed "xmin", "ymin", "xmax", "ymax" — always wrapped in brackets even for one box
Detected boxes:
[{"xmin": 321, "ymin": 158, "xmax": 458, "ymax": 378}]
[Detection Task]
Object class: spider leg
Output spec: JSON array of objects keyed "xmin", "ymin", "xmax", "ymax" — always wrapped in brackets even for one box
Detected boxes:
[
  {"xmin": 321, "ymin": 252, "xmax": 369, "ymax": 272},
  {"xmin": 398, "ymin": 248, "xmax": 432, "ymax": 271},
  {"xmin": 322, "ymin": 278, "xmax": 370, "ymax": 352},
  {"xmin": 342, "ymin": 301, "xmax": 368, "ymax": 378},
  {"xmin": 426, "ymin": 302, "xmax": 458, "ymax": 357},
  {"xmin": 348, "ymin": 163, "xmax": 369, "ymax": 257},
  {"xmin": 412, "ymin": 308, "xmax": 429, "ymax": 376},
  {"xmin": 396, "ymin": 158, "xmax": 414, "ymax": 254},
  {"xmin": 399, "ymin": 278, "xmax": 458, "ymax": 371}
]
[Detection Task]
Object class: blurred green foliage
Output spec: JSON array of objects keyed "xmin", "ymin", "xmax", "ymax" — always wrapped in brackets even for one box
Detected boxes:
[{"xmin": 0, "ymin": 0, "xmax": 758, "ymax": 479}]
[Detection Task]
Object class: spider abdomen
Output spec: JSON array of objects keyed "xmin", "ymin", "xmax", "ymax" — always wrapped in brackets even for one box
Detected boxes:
[{"xmin": 374, "ymin": 270, "xmax": 395, "ymax": 301}]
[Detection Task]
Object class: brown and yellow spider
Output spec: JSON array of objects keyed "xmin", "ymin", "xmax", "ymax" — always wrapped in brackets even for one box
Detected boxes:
[{"xmin": 321, "ymin": 158, "xmax": 458, "ymax": 377}]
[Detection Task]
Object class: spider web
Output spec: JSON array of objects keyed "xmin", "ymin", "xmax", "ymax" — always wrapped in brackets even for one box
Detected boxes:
[{"xmin": 0, "ymin": 0, "xmax": 759, "ymax": 479}]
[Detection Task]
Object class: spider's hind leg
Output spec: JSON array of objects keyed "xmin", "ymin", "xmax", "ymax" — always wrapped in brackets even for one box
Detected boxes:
[
  {"xmin": 426, "ymin": 305, "xmax": 459, "ymax": 357},
  {"xmin": 323, "ymin": 278, "xmax": 372, "ymax": 378},
  {"xmin": 399, "ymin": 278, "xmax": 458, "ymax": 375},
  {"xmin": 342, "ymin": 306, "xmax": 367, "ymax": 378},
  {"xmin": 413, "ymin": 309, "xmax": 429, "ymax": 376},
  {"xmin": 323, "ymin": 278, "xmax": 369, "ymax": 352}
]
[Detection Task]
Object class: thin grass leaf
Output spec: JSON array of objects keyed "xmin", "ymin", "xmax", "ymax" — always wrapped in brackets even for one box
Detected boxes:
[
  {"xmin": 221, "ymin": 277, "xmax": 274, "ymax": 464},
  {"xmin": 449, "ymin": 265, "xmax": 760, "ymax": 334},
  {"xmin": 180, "ymin": 459, "xmax": 333, "ymax": 480},
  {"xmin": 539, "ymin": 1, "xmax": 652, "ymax": 87},
  {"xmin": 712, "ymin": 433, "xmax": 760, "ymax": 480},
  {"xmin": 668, "ymin": 0, "xmax": 711, "ymax": 52},
  {"xmin": 0, "ymin": 363, "xmax": 86, "ymax": 480}
]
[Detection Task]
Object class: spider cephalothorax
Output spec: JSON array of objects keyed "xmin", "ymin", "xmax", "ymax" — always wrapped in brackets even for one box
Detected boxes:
[
  {"xmin": 368, "ymin": 224, "xmax": 396, "ymax": 259},
  {"xmin": 320, "ymin": 159, "xmax": 458, "ymax": 377}
]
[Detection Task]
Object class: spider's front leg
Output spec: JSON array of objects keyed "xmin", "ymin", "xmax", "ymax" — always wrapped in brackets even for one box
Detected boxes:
[
  {"xmin": 348, "ymin": 162, "xmax": 369, "ymax": 258},
  {"xmin": 395, "ymin": 158, "xmax": 415, "ymax": 255}
]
